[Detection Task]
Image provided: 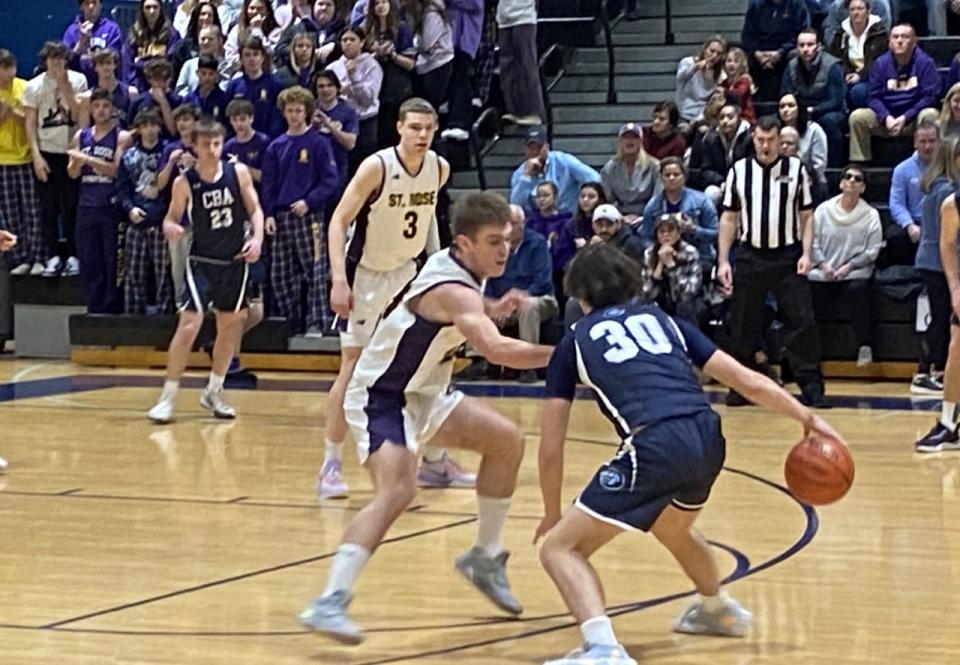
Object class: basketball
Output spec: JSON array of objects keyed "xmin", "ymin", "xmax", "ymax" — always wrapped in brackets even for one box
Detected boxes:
[{"xmin": 784, "ymin": 434, "xmax": 855, "ymax": 505}]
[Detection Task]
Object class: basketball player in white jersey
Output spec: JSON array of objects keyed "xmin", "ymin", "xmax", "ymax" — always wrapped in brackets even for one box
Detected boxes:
[
  {"xmin": 298, "ymin": 191, "xmax": 554, "ymax": 643},
  {"xmin": 318, "ymin": 97, "xmax": 473, "ymax": 499},
  {"xmin": 0, "ymin": 229, "xmax": 15, "ymax": 472}
]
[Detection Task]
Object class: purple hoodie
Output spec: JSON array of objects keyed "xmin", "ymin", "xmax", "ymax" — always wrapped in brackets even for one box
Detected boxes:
[
  {"xmin": 445, "ymin": 0, "xmax": 484, "ymax": 58},
  {"xmin": 63, "ymin": 13, "xmax": 125, "ymax": 86},
  {"xmin": 866, "ymin": 47, "xmax": 941, "ymax": 123}
]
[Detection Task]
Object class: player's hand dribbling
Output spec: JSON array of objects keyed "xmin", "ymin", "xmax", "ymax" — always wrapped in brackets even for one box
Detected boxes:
[
  {"xmin": 163, "ymin": 220, "xmax": 184, "ymax": 242},
  {"xmin": 803, "ymin": 413, "xmax": 847, "ymax": 448},
  {"xmin": 331, "ymin": 280, "xmax": 353, "ymax": 319},
  {"xmin": 240, "ymin": 236, "xmax": 262, "ymax": 263}
]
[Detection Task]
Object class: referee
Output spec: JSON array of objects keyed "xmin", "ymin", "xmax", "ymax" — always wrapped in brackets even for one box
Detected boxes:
[{"xmin": 716, "ymin": 115, "xmax": 827, "ymax": 408}]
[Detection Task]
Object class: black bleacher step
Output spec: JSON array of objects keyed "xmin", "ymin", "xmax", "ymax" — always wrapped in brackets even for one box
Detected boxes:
[
  {"xmin": 554, "ymin": 121, "xmax": 629, "ymax": 135},
  {"xmin": 571, "ymin": 54, "xmax": 676, "ymax": 71},
  {"xmin": 613, "ymin": 31, "xmax": 740, "ymax": 46},
  {"xmin": 554, "ymin": 73, "xmax": 677, "ymax": 92},
  {"xmin": 619, "ymin": 0, "xmax": 748, "ymax": 19},
  {"xmin": 69, "ymin": 314, "xmax": 292, "ymax": 352},
  {"xmin": 614, "ymin": 16, "xmax": 744, "ymax": 34},
  {"xmin": 12, "ymin": 275, "xmax": 86, "ymax": 306},
  {"xmin": 493, "ymin": 135, "xmax": 618, "ymax": 153},
  {"xmin": 554, "ymin": 105, "xmax": 646, "ymax": 122},
  {"xmin": 575, "ymin": 44, "xmax": 695, "ymax": 62},
  {"xmin": 550, "ymin": 91, "xmax": 678, "ymax": 104},
  {"xmin": 918, "ymin": 36, "xmax": 960, "ymax": 68}
]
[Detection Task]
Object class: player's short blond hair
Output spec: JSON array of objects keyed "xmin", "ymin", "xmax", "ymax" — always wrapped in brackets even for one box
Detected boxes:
[{"xmin": 398, "ymin": 97, "xmax": 437, "ymax": 124}]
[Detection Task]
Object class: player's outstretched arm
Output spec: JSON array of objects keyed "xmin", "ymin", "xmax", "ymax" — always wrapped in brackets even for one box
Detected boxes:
[
  {"xmin": 236, "ymin": 164, "xmax": 264, "ymax": 263},
  {"xmin": 534, "ymin": 397, "xmax": 572, "ymax": 544},
  {"xmin": 430, "ymin": 284, "xmax": 553, "ymax": 369},
  {"xmin": 703, "ymin": 350, "xmax": 845, "ymax": 443}
]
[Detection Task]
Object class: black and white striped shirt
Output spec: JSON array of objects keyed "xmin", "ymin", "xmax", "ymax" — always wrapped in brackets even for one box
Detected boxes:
[{"xmin": 723, "ymin": 155, "xmax": 813, "ymax": 249}]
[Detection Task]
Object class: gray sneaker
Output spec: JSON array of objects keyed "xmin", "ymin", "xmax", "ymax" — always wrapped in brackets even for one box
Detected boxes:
[
  {"xmin": 673, "ymin": 596, "xmax": 752, "ymax": 637},
  {"xmin": 200, "ymin": 387, "xmax": 236, "ymax": 419},
  {"xmin": 454, "ymin": 547, "xmax": 523, "ymax": 615},
  {"xmin": 298, "ymin": 590, "xmax": 364, "ymax": 645},
  {"xmin": 544, "ymin": 643, "xmax": 637, "ymax": 665}
]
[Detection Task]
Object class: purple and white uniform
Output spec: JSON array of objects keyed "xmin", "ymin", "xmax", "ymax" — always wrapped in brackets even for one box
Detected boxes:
[{"xmin": 344, "ymin": 248, "xmax": 481, "ymax": 462}]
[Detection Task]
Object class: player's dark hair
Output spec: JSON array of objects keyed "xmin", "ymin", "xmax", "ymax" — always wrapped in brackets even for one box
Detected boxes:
[
  {"xmin": 192, "ymin": 118, "xmax": 226, "ymax": 140},
  {"xmin": 226, "ymin": 99, "xmax": 255, "ymax": 118},
  {"xmin": 564, "ymin": 243, "xmax": 641, "ymax": 310},
  {"xmin": 89, "ymin": 87, "xmax": 112, "ymax": 104},
  {"xmin": 450, "ymin": 191, "xmax": 511, "ymax": 239}
]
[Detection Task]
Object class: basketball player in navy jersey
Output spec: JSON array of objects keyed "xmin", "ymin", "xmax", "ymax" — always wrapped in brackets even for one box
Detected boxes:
[
  {"xmin": 535, "ymin": 244, "xmax": 847, "ymax": 665},
  {"xmin": 0, "ymin": 228, "xmax": 14, "ymax": 472},
  {"xmin": 299, "ymin": 192, "xmax": 553, "ymax": 644},
  {"xmin": 147, "ymin": 118, "xmax": 264, "ymax": 423},
  {"xmin": 318, "ymin": 97, "xmax": 480, "ymax": 499}
]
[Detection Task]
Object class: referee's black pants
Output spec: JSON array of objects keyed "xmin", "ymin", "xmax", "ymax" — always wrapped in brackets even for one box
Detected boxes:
[{"xmin": 725, "ymin": 244, "xmax": 823, "ymax": 394}]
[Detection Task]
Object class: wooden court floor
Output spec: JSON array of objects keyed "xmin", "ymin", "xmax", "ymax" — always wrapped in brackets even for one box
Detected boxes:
[{"xmin": 2, "ymin": 358, "xmax": 959, "ymax": 664}]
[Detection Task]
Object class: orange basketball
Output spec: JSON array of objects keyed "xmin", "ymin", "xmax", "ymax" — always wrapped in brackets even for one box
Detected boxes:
[{"xmin": 784, "ymin": 434, "xmax": 854, "ymax": 505}]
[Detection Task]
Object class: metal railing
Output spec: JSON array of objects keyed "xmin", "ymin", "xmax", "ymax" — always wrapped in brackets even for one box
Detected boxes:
[
  {"xmin": 664, "ymin": 0, "xmax": 675, "ymax": 45},
  {"xmin": 538, "ymin": 43, "xmax": 566, "ymax": 144},
  {"xmin": 598, "ymin": 0, "xmax": 617, "ymax": 104},
  {"xmin": 470, "ymin": 108, "xmax": 502, "ymax": 191}
]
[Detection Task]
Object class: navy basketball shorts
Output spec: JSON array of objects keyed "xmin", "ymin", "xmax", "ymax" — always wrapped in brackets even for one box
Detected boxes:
[
  {"xmin": 182, "ymin": 258, "xmax": 250, "ymax": 313},
  {"xmin": 575, "ymin": 409, "xmax": 726, "ymax": 532}
]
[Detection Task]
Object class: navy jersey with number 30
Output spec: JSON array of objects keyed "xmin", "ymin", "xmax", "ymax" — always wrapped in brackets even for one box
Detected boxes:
[{"xmin": 545, "ymin": 303, "xmax": 718, "ymax": 438}]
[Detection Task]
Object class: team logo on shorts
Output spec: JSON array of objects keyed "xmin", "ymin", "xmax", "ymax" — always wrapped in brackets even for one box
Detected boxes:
[{"xmin": 598, "ymin": 467, "xmax": 625, "ymax": 491}]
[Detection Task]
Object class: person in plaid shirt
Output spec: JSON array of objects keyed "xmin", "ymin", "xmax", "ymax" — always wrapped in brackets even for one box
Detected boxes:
[
  {"xmin": 117, "ymin": 109, "xmax": 170, "ymax": 314},
  {"xmin": 640, "ymin": 213, "xmax": 704, "ymax": 325}
]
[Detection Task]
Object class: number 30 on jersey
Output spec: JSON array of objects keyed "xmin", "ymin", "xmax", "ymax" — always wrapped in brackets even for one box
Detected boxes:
[{"xmin": 589, "ymin": 314, "xmax": 673, "ymax": 363}]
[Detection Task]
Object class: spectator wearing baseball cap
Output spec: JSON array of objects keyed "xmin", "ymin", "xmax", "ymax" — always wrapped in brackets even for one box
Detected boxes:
[
  {"xmin": 562, "ymin": 202, "xmax": 646, "ymax": 327},
  {"xmin": 640, "ymin": 213, "xmax": 705, "ymax": 326},
  {"xmin": 600, "ymin": 122, "xmax": 662, "ymax": 225},
  {"xmin": 509, "ymin": 126, "xmax": 601, "ymax": 216}
]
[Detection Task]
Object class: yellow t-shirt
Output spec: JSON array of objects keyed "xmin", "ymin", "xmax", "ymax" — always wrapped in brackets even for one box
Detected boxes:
[{"xmin": 0, "ymin": 78, "xmax": 31, "ymax": 166}]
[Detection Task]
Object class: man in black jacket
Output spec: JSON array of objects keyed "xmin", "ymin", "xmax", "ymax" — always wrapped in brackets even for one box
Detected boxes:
[{"xmin": 690, "ymin": 103, "xmax": 753, "ymax": 205}]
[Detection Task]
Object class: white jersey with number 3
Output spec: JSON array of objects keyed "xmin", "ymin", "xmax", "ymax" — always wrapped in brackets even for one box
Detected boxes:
[{"xmin": 349, "ymin": 147, "xmax": 441, "ymax": 273}]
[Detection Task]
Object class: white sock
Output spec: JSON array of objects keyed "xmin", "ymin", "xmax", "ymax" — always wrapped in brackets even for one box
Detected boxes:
[
  {"xmin": 207, "ymin": 372, "xmax": 225, "ymax": 392},
  {"xmin": 422, "ymin": 446, "xmax": 446, "ymax": 463},
  {"xmin": 941, "ymin": 401, "xmax": 959, "ymax": 429},
  {"xmin": 700, "ymin": 589, "xmax": 730, "ymax": 612},
  {"xmin": 324, "ymin": 438, "xmax": 343, "ymax": 464},
  {"xmin": 160, "ymin": 380, "xmax": 179, "ymax": 402},
  {"xmin": 475, "ymin": 495, "xmax": 511, "ymax": 557},
  {"xmin": 322, "ymin": 543, "xmax": 371, "ymax": 597},
  {"xmin": 581, "ymin": 615, "xmax": 617, "ymax": 647}
]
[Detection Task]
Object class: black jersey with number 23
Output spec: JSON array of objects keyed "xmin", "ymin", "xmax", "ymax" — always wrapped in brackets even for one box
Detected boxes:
[{"xmin": 187, "ymin": 162, "xmax": 248, "ymax": 262}]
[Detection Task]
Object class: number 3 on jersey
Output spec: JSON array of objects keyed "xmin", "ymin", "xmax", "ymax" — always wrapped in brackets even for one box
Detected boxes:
[
  {"xmin": 589, "ymin": 314, "xmax": 673, "ymax": 363},
  {"xmin": 402, "ymin": 211, "xmax": 418, "ymax": 239}
]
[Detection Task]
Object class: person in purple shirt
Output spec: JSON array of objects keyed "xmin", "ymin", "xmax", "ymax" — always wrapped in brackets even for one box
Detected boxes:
[
  {"xmin": 117, "ymin": 109, "xmax": 170, "ymax": 314},
  {"xmin": 225, "ymin": 35, "xmax": 284, "ymax": 137},
  {"xmin": 79, "ymin": 49, "xmax": 137, "ymax": 129},
  {"xmin": 262, "ymin": 86, "xmax": 339, "ymax": 335},
  {"xmin": 128, "ymin": 59, "xmax": 181, "ymax": 138},
  {"xmin": 312, "ymin": 69, "xmax": 358, "ymax": 192},
  {"xmin": 526, "ymin": 181, "xmax": 573, "ymax": 296},
  {"xmin": 122, "ymin": 0, "xmax": 182, "ymax": 93},
  {"xmin": 848, "ymin": 22, "xmax": 940, "ymax": 163},
  {"xmin": 63, "ymin": 0, "xmax": 125, "ymax": 87},
  {"xmin": 66, "ymin": 88, "xmax": 127, "ymax": 313},
  {"xmin": 185, "ymin": 54, "xmax": 229, "ymax": 122},
  {"xmin": 224, "ymin": 99, "xmax": 269, "ymax": 193}
]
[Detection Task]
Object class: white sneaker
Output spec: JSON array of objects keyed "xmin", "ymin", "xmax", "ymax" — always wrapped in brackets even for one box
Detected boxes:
[
  {"xmin": 42, "ymin": 256, "xmax": 62, "ymax": 277},
  {"xmin": 148, "ymin": 397, "xmax": 176, "ymax": 423},
  {"xmin": 200, "ymin": 387, "xmax": 236, "ymax": 419},
  {"xmin": 10, "ymin": 263, "xmax": 30, "ymax": 275},
  {"xmin": 515, "ymin": 115, "xmax": 543, "ymax": 126},
  {"xmin": 0, "ymin": 455, "xmax": 7, "ymax": 473},
  {"xmin": 64, "ymin": 256, "xmax": 80, "ymax": 276},
  {"xmin": 501, "ymin": 113, "xmax": 518, "ymax": 123},
  {"xmin": 441, "ymin": 128, "xmax": 469, "ymax": 141},
  {"xmin": 304, "ymin": 325, "xmax": 325, "ymax": 338},
  {"xmin": 856, "ymin": 345, "xmax": 873, "ymax": 367},
  {"xmin": 316, "ymin": 459, "xmax": 349, "ymax": 499},
  {"xmin": 30, "ymin": 262, "xmax": 45, "ymax": 275}
]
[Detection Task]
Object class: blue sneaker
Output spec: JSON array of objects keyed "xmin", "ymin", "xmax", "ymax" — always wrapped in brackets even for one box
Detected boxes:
[
  {"xmin": 454, "ymin": 547, "xmax": 522, "ymax": 615},
  {"xmin": 544, "ymin": 643, "xmax": 637, "ymax": 664},
  {"xmin": 298, "ymin": 590, "xmax": 363, "ymax": 645}
]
